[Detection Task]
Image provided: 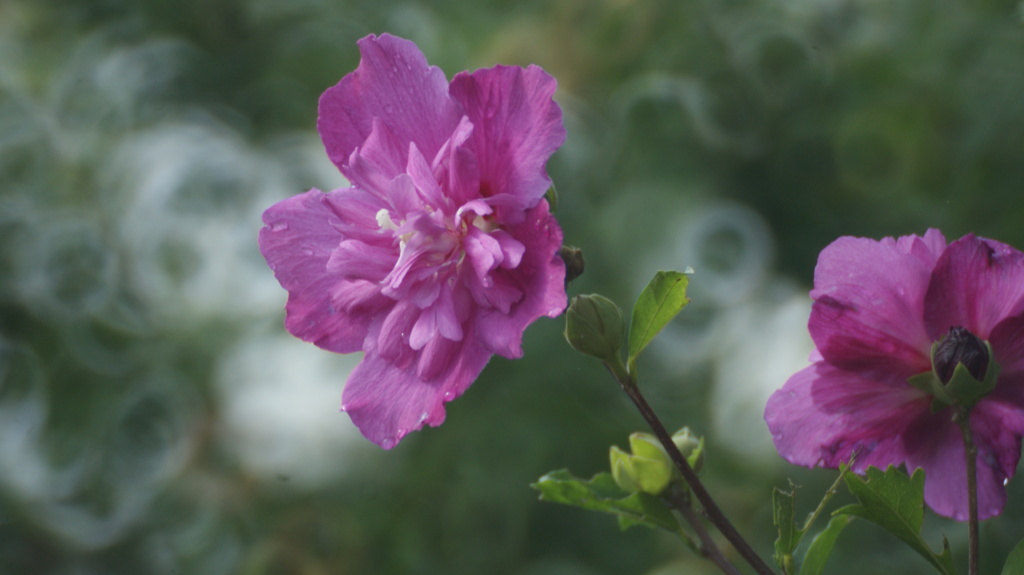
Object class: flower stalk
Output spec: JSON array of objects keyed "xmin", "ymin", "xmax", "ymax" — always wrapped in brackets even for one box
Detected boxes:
[{"xmin": 955, "ymin": 407, "xmax": 980, "ymax": 575}]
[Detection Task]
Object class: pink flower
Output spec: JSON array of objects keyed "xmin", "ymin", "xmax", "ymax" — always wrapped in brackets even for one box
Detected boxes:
[
  {"xmin": 259, "ymin": 34, "xmax": 567, "ymax": 449},
  {"xmin": 765, "ymin": 229, "xmax": 1024, "ymax": 520}
]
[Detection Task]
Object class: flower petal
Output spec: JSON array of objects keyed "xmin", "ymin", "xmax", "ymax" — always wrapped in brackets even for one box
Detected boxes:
[
  {"xmin": 900, "ymin": 400, "xmax": 1021, "ymax": 520},
  {"xmin": 409, "ymin": 283, "xmax": 463, "ymax": 349},
  {"xmin": 808, "ymin": 231, "xmax": 946, "ymax": 379},
  {"xmin": 344, "ymin": 118, "xmax": 408, "ymax": 194},
  {"xmin": 924, "ymin": 234, "xmax": 1024, "ymax": 340},
  {"xmin": 449, "ymin": 64, "xmax": 565, "ymax": 209},
  {"xmin": 377, "ymin": 299, "xmax": 418, "ymax": 368},
  {"xmin": 474, "ymin": 200, "xmax": 566, "ymax": 358},
  {"xmin": 259, "ymin": 189, "xmax": 389, "ymax": 353},
  {"xmin": 989, "ymin": 313, "xmax": 1024, "ymax": 380},
  {"xmin": 434, "ymin": 116, "xmax": 480, "ymax": 206},
  {"xmin": 318, "ymin": 34, "xmax": 462, "ymax": 182},
  {"xmin": 765, "ymin": 362, "xmax": 932, "ymax": 470},
  {"xmin": 342, "ymin": 322, "xmax": 491, "ymax": 449}
]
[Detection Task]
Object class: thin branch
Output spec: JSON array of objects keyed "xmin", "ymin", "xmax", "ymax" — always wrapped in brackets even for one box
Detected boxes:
[
  {"xmin": 604, "ymin": 357, "xmax": 776, "ymax": 575},
  {"xmin": 664, "ymin": 486, "xmax": 744, "ymax": 575}
]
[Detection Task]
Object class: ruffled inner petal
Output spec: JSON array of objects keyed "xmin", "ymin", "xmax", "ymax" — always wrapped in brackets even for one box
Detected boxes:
[
  {"xmin": 463, "ymin": 226, "xmax": 503, "ymax": 286},
  {"xmin": 473, "ymin": 200, "xmax": 565, "ymax": 357},
  {"xmin": 406, "ymin": 142, "xmax": 447, "ymax": 210},
  {"xmin": 417, "ymin": 335, "xmax": 461, "ymax": 380},
  {"xmin": 327, "ymin": 239, "xmax": 396, "ymax": 280},
  {"xmin": 331, "ymin": 279, "xmax": 388, "ymax": 314},
  {"xmin": 449, "ymin": 65, "xmax": 566, "ymax": 208},
  {"xmin": 344, "ymin": 118, "xmax": 407, "ymax": 192},
  {"xmin": 433, "ymin": 116, "xmax": 479, "ymax": 207},
  {"xmin": 410, "ymin": 282, "xmax": 463, "ymax": 349},
  {"xmin": 259, "ymin": 188, "xmax": 388, "ymax": 354},
  {"xmin": 490, "ymin": 229, "xmax": 525, "ymax": 269},
  {"xmin": 466, "ymin": 268, "xmax": 523, "ymax": 314},
  {"xmin": 377, "ymin": 300, "xmax": 418, "ymax": 368}
]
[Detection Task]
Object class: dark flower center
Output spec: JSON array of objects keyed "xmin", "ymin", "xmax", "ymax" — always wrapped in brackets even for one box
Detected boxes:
[{"xmin": 933, "ymin": 326, "xmax": 989, "ymax": 384}]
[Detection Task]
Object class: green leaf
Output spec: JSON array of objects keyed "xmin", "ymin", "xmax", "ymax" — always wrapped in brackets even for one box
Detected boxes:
[
  {"xmin": 627, "ymin": 270, "xmax": 690, "ymax": 363},
  {"xmin": 773, "ymin": 487, "xmax": 799, "ymax": 572},
  {"xmin": 798, "ymin": 515, "xmax": 853, "ymax": 575},
  {"xmin": 1000, "ymin": 537, "xmax": 1024, "ymax": 575},
  {"xmin": 532, "ymin": 469, "xmax": 679, "ymax": 532},
  {"xmin": 835, "ymin": 465, "xmax": 956, "ymax": 575}
]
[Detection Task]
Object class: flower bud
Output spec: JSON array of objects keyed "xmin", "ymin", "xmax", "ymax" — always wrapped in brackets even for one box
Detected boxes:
[
  {"xmin": 559, "ymin": 245, "xmax": 585, "ymax": 285},
  {"xmin": 609, "ymin": 434, "xmax": 673, "ymax": 495},
  {"xmin": 933, "ymin": 326, "xmax": 989, "ymax": 384},
  {"xmin": 909, "ymin": 325, "xmax": 1000, "ymax": 408},
  {"xmin": 564, "ymin": 294, "xmax": 624, "ymax": 361},
  {"xmin": 671, "ymin": 427, "xmax": 705, "ymax": 474}
]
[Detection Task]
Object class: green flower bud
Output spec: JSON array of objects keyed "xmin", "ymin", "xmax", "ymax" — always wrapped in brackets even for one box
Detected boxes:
[
  {"xmin": 609, "ymin": 437, "xmax": 672, "ymax": 495},
  {"xmin": 564, "ymin": 294, "xmax": 624, "ymax": 361},
  {"xmin": 628, "ymin": 432, "xmax": 666, "ymax": 462},
  {"xmin": 671, "ymin": 427, "xmax": 705, "ymax": 474}
]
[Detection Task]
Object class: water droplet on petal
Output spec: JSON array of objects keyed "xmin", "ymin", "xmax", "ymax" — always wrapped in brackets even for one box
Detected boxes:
[
  {"xmin": 269, "ymin": 221, "xmax": 289, "ymax": 232},
  {"xmin": 301, "ymin": 248, "xmax": 314, "ymax": 256},
  {"xmin": 380, "ymin": 437, "xmax": 396, "ymax": 449},
  {"xmin": 443, "ymin": 391, "xmax": 455, "ymax": 401},
  {"xmin": 1004, "ymin": 477, "xmax": 1010, "ymax": 486}
]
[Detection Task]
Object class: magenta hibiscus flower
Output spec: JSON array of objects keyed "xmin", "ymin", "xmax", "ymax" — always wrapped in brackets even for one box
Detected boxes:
[
  {"xmin": 765, "ymin": 229, "xmax": 1024, "ymax": 520},
  {"xmin": 259, "ymin": 34, "xmax": 567, "ymax": 449}
]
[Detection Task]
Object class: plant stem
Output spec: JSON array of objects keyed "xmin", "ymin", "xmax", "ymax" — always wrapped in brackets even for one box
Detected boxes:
[
  {"xmin": 801, "ymin": 471, "xmax": 848, "ymax": 532},
  {"xmin": 955, "ymin": 408, "xmax": 979, "ymax": 575},
  {"xmin": 664, "ymin": 487, "xmax": 744, "ymax": 575},
  {"xmin": 605, "ymin": 357, "xmax": 777, "ymax": 575}
]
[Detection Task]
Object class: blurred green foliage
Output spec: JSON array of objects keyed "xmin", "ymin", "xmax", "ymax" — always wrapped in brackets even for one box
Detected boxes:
[{"xmin": 3, "ymin": 0, "xmax": 1024, "ymax": 574}]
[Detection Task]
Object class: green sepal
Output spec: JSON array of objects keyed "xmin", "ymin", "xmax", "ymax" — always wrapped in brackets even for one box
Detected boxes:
[
  {"xmin": 544, "ymin": 184, "xmax": 558, "ymax": 212},
  {"xmin": 835, "ymin": 465, "xmax": 956, "ymax": 575},
  {"xmin": 913, "ymin": 339, "xmax": 999, "ymax": 407},
  {"xmin": 943, "ymin": 344, "xmax": 999, "ymax": 406},
  {"xmin": 532, "ymin": 469, "xmax": 680, "ymax": 532},
  {"xmin": 913, "ymin": 339, "xmax": 1001, "ymax": 409},
  {"xmin": 907, "ymin": 370, "xmax": 954, "ymax": 407}
]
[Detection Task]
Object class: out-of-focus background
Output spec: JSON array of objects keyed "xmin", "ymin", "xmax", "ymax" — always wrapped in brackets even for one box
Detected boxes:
[{"xmin": 3, "ymin": 0, "xmax": 1024, "ymax": 573}]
